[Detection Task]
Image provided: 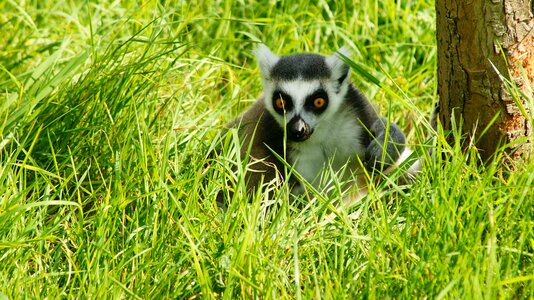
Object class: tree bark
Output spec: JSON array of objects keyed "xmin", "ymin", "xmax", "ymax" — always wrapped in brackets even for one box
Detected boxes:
[{"xmin": 436, "ymin": 0, "xmax": 533, "ymax": 161}]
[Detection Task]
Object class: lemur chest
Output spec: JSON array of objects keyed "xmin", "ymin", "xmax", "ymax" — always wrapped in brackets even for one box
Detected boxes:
[{"xmin": 289, "ymin": 122, "xmax": 366, "ymax": 184}]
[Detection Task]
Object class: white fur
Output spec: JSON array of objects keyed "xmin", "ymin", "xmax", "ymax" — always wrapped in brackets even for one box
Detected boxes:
[
  {"xmin": 262, "ymin": 77, "xmax": 350, "ymax": 133},
  {"xmin": 254, "ymin": 44, "xmax": 279, "ymax": 79},
  {"xmin": 268, "ymin": 80, "xmax": 321, "ymax": 125},
  {"xmin": 289, "ymin": 108, "xmax": 366, "ymax": 186},
  {"xmin": 325, "ymin": 46, "xmax": 351, "ymax": 81}
]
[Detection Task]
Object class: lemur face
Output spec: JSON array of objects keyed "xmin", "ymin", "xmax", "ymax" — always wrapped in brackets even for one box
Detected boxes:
[{"xmin": 255, "ymin": 45, "xmax": 351, "ymax": 142}]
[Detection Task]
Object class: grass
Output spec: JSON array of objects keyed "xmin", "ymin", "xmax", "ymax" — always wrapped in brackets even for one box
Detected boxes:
[{"xmin": 0, "ymin": 0, "xmax": 532, "ymax": 298}]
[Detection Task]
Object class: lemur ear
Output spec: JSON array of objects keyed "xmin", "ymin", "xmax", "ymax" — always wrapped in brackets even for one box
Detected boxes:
[
  {"xmin": 326, "ymin": 46, "xmax": 351, "ymax": 85},
  {"xmin": 254, "ymin": 44, "xmax": 280, "ymax": 80}
]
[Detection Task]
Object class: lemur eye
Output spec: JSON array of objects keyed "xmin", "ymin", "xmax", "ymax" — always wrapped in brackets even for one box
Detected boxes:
[
  {"xmin": 313, "ymin": 97, "xmax": 326, "ymax": 108},
  {"xmin": 275, "ymin": 98, "xmax": 286, "ymax": 110}
]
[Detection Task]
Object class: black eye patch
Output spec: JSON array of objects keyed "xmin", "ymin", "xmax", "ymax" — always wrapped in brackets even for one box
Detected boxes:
[
  {"xmin": 305, "ymin": 89, "xmax": 329, "ymax": 113},
  {"xmin": 271, "ymin": 90, "xmax": 294, "ymax": 114}
]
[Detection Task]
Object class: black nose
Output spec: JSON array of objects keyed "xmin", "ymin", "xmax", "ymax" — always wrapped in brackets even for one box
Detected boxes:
[{"xmin": 287, "ymin": 117, "xmax": 312, "ymax": 142}]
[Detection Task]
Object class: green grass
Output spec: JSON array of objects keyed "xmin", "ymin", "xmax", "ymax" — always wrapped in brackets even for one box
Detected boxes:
[{"xmin": 1, "ymin": 0, "xmax": 532, "ymax": 298}]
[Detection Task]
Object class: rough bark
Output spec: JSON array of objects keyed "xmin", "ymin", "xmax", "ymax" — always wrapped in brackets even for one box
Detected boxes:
[{"xmin": 436, "ymin": 0, "xmax": 533, "ymax": 161}]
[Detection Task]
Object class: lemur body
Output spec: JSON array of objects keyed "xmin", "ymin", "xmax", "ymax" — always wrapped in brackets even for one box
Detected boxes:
[{"xmin": 227, "ymin": 45, "xmax": 417, "ymax": 200}]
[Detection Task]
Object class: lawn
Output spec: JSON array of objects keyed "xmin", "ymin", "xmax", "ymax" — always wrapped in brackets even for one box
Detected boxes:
[{"xmin": 1, "ymin": 0, "xmax": 532, "ymax": 298}]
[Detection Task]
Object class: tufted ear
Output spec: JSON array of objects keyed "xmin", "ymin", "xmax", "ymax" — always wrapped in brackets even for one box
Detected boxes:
[
  {"xmin": 254, "ymin": 44, "xmax": 280, "ymax": 80},
  {"xmin": 325, "ymin": 46, "xmax": 351, "ymax": 85}
]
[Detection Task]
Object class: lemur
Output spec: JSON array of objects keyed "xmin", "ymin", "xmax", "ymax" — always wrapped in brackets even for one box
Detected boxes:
[{"xmin": 223, "ymin": 45, "xmax": 420, "ymax": 203}]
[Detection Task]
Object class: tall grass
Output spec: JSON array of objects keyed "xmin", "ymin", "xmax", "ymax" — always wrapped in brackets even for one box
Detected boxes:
[{"xmin": 1, "ymin": 0, "xmax": 532, "ymax": 298}]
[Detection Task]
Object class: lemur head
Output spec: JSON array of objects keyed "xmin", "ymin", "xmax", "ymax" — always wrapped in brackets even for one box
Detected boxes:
[{"xmin": 254, "ymin": 44, "xmax": 351, "ymax": 142}]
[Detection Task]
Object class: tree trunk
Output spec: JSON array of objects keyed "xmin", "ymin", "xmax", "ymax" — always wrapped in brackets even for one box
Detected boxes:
[{"xmin": 436, "ymin": 0, "xmax": 533, "ymax": 161}]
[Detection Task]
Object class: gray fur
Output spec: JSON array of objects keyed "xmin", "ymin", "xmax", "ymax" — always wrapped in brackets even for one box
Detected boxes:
[
  {"xmin": 227, "ymin": 97, "xmax": 287, "ymax": 192},
  {"xmin": 364, "ymin": 118, "xmax": 406, "ymax": 171},
  {"xmin": 270, "ymin": 54, "xmax": 332, "ymax": 81}
]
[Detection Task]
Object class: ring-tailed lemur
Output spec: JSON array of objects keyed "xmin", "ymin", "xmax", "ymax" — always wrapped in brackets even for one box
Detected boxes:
[{"xmin": 225, "ymin": 45, "xmax": 420, "ymax": 202}]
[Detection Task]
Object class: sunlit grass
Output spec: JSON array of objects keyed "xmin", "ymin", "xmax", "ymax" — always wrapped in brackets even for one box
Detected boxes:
[{"xmin": 0, "ymin": 0, "xmax": 532, "ymax": 298}]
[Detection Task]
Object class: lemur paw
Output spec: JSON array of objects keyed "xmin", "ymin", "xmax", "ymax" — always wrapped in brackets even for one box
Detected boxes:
[{"xmin": 364, "ymin": 118, "xmax": 406, "ymax": 171}]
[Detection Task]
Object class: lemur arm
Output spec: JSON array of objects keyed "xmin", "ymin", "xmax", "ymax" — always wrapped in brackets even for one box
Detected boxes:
[{"xmin": 364, "ymin": 117, "xmax": 406, "ymax": 171}]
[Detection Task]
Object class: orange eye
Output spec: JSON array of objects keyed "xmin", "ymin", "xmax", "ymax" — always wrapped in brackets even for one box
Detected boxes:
[
  {"xmin": 313, "ymin": 97, "xmax": 326, "ymax": 108},
  {"xmin": 275, "ymin": 98, "xmax": 286, "ymax": 109}
]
